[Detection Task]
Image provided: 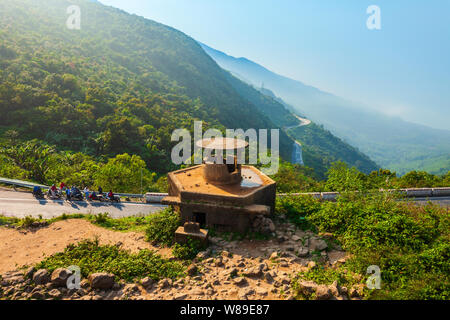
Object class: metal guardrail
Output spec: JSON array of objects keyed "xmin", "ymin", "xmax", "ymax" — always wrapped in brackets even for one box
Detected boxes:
[
  {"xmin": 0, "ymin": 177, "xmax": 147, "ymax": 199},
  {"xmin": 2, "ymin": 177, "xmax": 449, "ymax": 203},
  {"xmin": 0, "ymin": 177, "xmax": 48, "ymax": 189},
  {"xmin": 278, "ymin": 188, "xmax": 450, "ymax": 200}
]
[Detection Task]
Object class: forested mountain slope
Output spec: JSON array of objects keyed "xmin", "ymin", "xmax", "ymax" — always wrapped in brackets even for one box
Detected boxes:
[{"xmin": 0, "ymin": 0, "xmax": 294, "ymax": 173}]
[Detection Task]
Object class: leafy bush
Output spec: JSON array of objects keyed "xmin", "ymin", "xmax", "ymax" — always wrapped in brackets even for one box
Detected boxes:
[
  {"xmin": 270, "ymin": 162, "xmax": 319, "ymax": 193},
  {"xmin": 0, "ymin": 215, "xmax": 20, "ymax": 227},
  {"xmin": 35, "ymin": 239, "xmax": 185, "ymax": 282},
  {"xmin": 276, "ymin": 195, "xmax": 320, "ymax": 230},
  {"xmin": 86, "ymin": 213, "xmax": 152, "ymax": 232},
  {"xmin": 92, "ymin": 213, "xmax": 109, "ymax": 224},
  {"xmin": 172, "ymin": 238, "xmax": 206, "ymax": 260},
  {"xmin": 145, "ymin": 208, "xmax": 180, "ymax": 246},
  {"xmin": 398, "ymin": 170, "xmax": 441, "ymax": 188},
  {"xmin": 291, "ymin": 265, "xmax": 363, "ymax": 299},
  {"xmin": 280, "ymin": 192, "xmax": 450, "ymax": 300}
]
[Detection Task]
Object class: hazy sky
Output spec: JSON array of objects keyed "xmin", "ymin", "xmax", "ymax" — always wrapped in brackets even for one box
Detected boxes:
[{"xmin": 99, "ymin": 0, "xmax": 450, "ymax": 131}]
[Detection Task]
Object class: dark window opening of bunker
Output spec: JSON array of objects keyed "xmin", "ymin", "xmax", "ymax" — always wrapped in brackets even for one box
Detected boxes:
[{"xmin": 193, "ymin": 212, "xmax": 206, "ymax": 227}]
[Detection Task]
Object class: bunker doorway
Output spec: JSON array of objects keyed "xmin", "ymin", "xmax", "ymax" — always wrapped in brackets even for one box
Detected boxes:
[{"xmin": 193, "ymin": 212, "xmax": 206, "ymax": 228}]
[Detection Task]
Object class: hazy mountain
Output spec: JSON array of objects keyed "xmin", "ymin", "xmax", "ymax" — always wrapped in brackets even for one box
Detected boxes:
[
  {"xmin": 201, "ymin": 43, "xmax": 450, "ymax": 175},
  {"xmin": 220, "ymin": 81, "xmax": 378, "ymax": 178}
]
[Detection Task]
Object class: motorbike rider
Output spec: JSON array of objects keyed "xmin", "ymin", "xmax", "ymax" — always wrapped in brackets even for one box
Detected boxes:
[
  {"xmin": 33, "ymin": 186, "xmax": 43, "ymax": 198},
  {"xmin": 89, "ymin": 191, "xmax": 98, "ymax": 201},
  {"xmin": 83, "ymin": 187, "xmax": 90, "ymax": 199},
  {"xmin": 50, "ymin": 184, "xmax": 58, "ymax": 198},
  {"xmin": 71, "ymin": 186, "xmax": 82, "ymax": 200},
  {"xmin": 108, "ymin": 190, "xmax": 115, "ymax": 201}
]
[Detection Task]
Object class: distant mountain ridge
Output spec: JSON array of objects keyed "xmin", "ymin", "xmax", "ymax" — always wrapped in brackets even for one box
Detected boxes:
[
  {"xmin": 205, "ymin": 51, "xmax": 379, "ymax": 178},
  {"xmin": 200, "ymin": 43, "xmax": 450, "ymax": 175}
]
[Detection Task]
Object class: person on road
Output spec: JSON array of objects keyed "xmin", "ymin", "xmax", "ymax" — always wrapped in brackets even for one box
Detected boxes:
[
  {"xmin": 65, "ymin": 187, "xmax": 71, "ymax": 201},
  {"xmin": 89, "ymin": 191, "xmax": 98, "ymax": 201},
  {"xmin": 33, "ymin": 186, "xmax": 43, "ymax": 198},
  {"xmin": 108, "ymin": 190, "xmax": 115, "ymax": 201},
  {"xmin": 50, "ymin": 184, "xmax": 57, "ymax": 197},
  {"xmin": 60, "ymin": 182, "xmax": 66, "ymax": 192},
  {"xmin": 98, "ymin": 186, "xmax": 103, "ymax": 195},
  {"xmin": 83, "ymin": 187, "xmax": 90, "ymax": 200}
]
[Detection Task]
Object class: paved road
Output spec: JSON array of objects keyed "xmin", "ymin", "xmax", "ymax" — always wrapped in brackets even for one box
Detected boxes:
[
  {"xmin": 284, "ymin": 114, "xmax": 312, "ymax": 131},
  {"xmin": 0, "ymin": 190, "xmax": 166, "ymax": 219},
  {"xmin": 0, "ymin": 189, "xmax": 448, "ymax": 220},
  {"xmin": 411, "ymin": 196, "xmax": 450, "ymax": 208}
]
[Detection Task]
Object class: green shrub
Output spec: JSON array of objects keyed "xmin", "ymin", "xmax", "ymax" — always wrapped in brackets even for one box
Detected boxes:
[
  {"xmin": 279, "ymin": 192, "xmax": 449, "ymax": 300},
  {"xmin": 0, "ymin": 215, "xmax": 20, "ymax": 226},
  {"xmin": 291, "ymin": 265, "xmax": 363, "ymax": 299},
  {"xmin": 35, "ymin": 239, "xmax": 185, "ymax": 282},
  {"xmin": 92, "ymin": 213, "xmax": 109, "ymax": 224},
  {"xmin": 172, "ymin": 238, "xmax": 205, "ymax": 260},
  {"xmin": 145, "ymin": 208, "xmax": 180, "ymax": 246},
  {"xmin": 276, "ymin": 195, "xmax": 320, "ymax": 230},
  {"xmin": 16, "ymin": 215, "xmax": 39, "ymax": 228}
]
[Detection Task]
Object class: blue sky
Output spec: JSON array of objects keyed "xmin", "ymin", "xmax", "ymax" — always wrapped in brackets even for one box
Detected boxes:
[{"xmin": 99, "ymin": 0, "xmax": 450, "ymax": 130}]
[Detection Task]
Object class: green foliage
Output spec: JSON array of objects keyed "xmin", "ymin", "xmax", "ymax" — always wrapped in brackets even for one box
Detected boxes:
[
  {"xmin": 0, "ymin": 0, "xmax": 294, "ymax": 174},
  {"xmin": 35, "ymin": 239, "xmax": 185, "ymax": 282},
  {"xmin": 276, "ymin": 195, "xmax": 320, "ymax": 230},
  {"xmin": 145, "ymin": 208, "xmax": 181, "ymax": 246},
  {"xmin": 325, "ymin": 161, "xmax": 367, "ymax": 192},
  {"xmin": 87, "ymin": 213, "xmax": 154, "ymax": 232},
  {"xmin": 279, "ymin": 193, "xmax": 449, "ymax": 300},
  {"xmin": 149, "ymin": 176, "xmax": 168, "ymax": 193},
  {"xmin": 398, "ymin": 170, "xmax": 441, "ymax": 188},
  {"xmin": 0, "ymin": 139, "xmax": 164, "ymax": 193},
  {"xmin": 94, "ymin": 153, "xmax": 155, "ymax": 193},
  {"xmin": 0, "ymin": 215, "xmax": 20, "ymax": 227},
  {"xmin": 291, "ymin": 265, "xmax": 363, "ymax": 299},
  {"xmin": 0, "ymin": 140, "xmax": 55, "ymax": 183},
  {"xmin": 172, "ymin": 238, "xmax": 206, "ymax": 260},
  {"xmin": 270, "ymin": 162, "xmax": 320, "ymax": 193}
]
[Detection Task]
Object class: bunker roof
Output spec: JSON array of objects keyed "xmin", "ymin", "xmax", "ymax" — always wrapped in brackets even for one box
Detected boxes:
[{"xmin": 196, "ymin": 137, "xmax": 248, "ymax": 150}]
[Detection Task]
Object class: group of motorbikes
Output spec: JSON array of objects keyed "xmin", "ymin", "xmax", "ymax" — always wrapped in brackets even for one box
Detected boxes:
[{"xmin": 32, "ymin": 186, "xmax": 120, "ymax": 203}]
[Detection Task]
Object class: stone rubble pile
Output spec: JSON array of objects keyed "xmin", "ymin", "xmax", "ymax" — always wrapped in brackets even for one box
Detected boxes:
[{"xmin": 0, "ymin": 218, "xmax": 362, "ymax": 301}]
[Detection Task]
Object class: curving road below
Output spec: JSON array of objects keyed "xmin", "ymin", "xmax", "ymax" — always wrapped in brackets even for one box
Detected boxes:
[{"xmin": 0, "ymin": 190, "xmax": 166, "ymax": 219}]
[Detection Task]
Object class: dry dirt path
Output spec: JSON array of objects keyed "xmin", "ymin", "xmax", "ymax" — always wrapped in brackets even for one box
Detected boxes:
[{"xmin": 0, "ymin": 219, "xmax": 171, "ymax": 274}]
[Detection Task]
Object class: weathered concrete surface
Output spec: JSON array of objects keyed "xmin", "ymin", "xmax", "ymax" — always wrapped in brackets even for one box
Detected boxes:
[{"xmin": 0, "ymin": 190, "xmax": 166, "ymax": 219}]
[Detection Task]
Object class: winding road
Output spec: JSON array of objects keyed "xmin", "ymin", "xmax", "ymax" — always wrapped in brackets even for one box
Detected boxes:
[
  {"xmin": 284, "ymin": 114, "xmax": 311, "ymax": 165},
  {"xmin": 285, "ymin": 115, "xmax": 312, "ymax": 131}
]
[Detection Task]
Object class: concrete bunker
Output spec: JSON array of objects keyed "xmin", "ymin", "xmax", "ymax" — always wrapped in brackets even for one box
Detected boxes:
[{"xmin": 162, "ymin": 137, "xmax": 276, "ymax": 237}]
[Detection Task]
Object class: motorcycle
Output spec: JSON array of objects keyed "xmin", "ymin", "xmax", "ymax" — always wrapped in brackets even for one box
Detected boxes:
[
  {"xmin": 47, "ymin": 189, "xmax": 62, "ymax": 200},
  {"xmin": 88, "ymin": 193, "xmax": 104, "ymax": 202},
  {"xmin": 106, "ymin": 195, "xmax": 121, "ymax": 203},
  {"xmin": 32, "ymin": 187, "xmax": 45, "ymax": 200},
  {"xmin": 70, "ymin": 190, "xmax": 84, "ymax": 201}
]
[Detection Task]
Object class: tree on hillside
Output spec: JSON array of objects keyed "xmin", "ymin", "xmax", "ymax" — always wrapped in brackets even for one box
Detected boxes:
[
  {"xmin": 0, "ymin": 140, "xmax": 55, "ymax": 184},
  {"xmin": 94, "ymin": 153, "xmax": 156, "ymax": 193}
]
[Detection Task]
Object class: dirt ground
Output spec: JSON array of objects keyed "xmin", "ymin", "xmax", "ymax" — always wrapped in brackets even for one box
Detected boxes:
[
  {"xmin": 0, "ymin": 217, "xmax": 352, "ymax": 300},
  {"xmin": 0, "ymin": 219, "xmax": 172, "ymax": 274}
]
